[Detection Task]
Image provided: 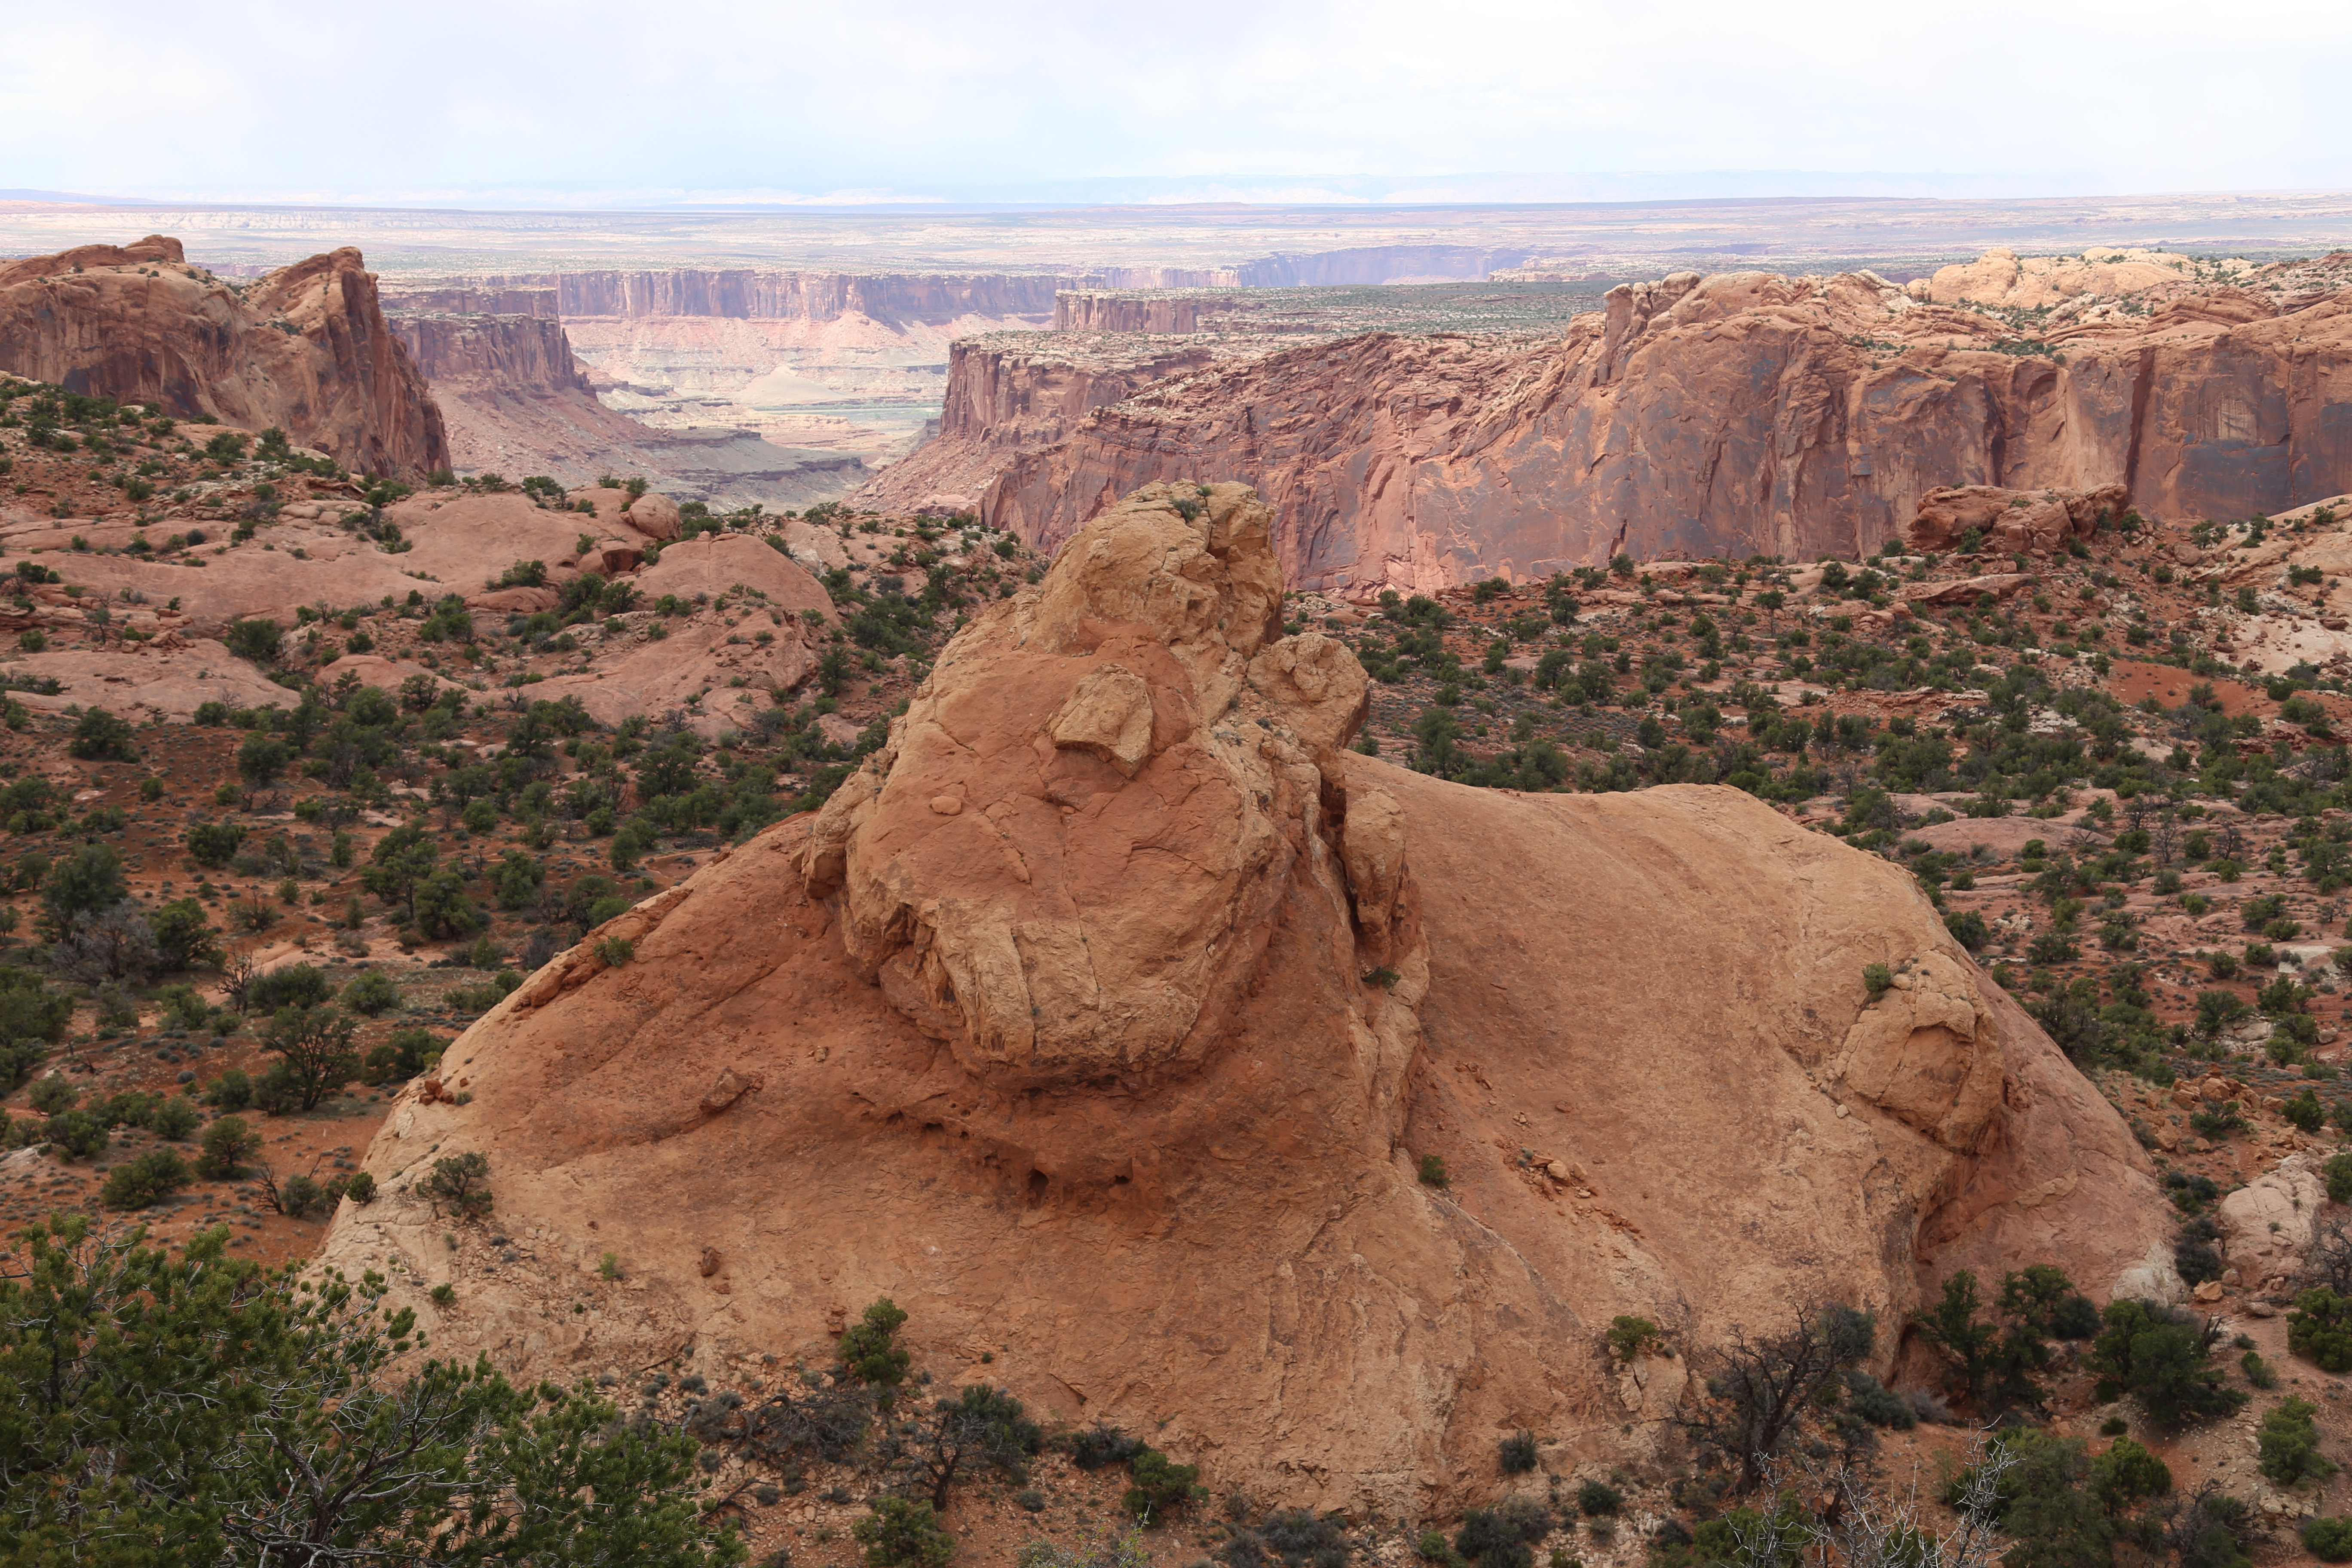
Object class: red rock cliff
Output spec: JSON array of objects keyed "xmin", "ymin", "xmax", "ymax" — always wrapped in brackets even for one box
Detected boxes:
[
  {"xmin": 0, "ymin": 236, "xmax": 448, "ymax": 478},
  {"xmin": 980, "ymin": 265, "xmax": 2352, "ymax": 593}
]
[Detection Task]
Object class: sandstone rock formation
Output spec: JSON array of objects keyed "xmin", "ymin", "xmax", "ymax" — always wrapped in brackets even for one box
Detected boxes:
[
  {"xmin": 952, "ymin": 255, "xmax": 2352, "ymax": 594},
  {"xmin": 1905, "ymin": 483, "xmax": 2132, "ymax": 555},
  {"xmin": 1909, "ymin": 247, "xmax": 2196, "ymax": 311},
  {"xmin": 0, "ymin": 236, "xmax": 447, "ymax": 478},
  {"xmin": 318, "ymin": 481, "xmax": 2171, "ymax": 1513}
]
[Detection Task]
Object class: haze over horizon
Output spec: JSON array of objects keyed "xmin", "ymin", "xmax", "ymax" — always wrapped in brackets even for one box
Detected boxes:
[{"xmin": 9, "ymin": 0, "xmax": 2349, "ymax": 208}]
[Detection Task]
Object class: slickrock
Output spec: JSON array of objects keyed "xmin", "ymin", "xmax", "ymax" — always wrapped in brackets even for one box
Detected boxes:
[
  {"xmin": 0, "ymin": 236, "xmax": 447, "ymax": 478},
  {"xmin": 316, "ymin": 482, "xmax": 2171, "ymax": 1513}
]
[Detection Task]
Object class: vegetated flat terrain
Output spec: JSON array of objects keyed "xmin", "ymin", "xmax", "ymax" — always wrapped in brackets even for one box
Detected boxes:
[{"xmin": 0, "ymin": 376, "xmax": 1037, "ymax": 1270}]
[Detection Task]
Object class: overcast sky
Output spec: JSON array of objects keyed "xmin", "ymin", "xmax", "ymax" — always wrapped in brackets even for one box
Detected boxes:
[{"xmin": 8, "ymin": 0, "xmax": 2348, "ymax": 206}]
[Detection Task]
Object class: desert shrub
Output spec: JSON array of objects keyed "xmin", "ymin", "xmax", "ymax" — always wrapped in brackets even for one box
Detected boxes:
[
  {"xmin": 28, "ymin": 1075, "xmax": 76, "ymax": 1115},
  {"xmin": 1418, "ymin": 1154, "xmax": 1449, "ymax": 1187},
  {"xmin": 340, "ymin": 970, "xmax": 401, "ymax": 1016},
  {"xmin": 1499, "ymin": 1430, "xmax": 1538, "ymax": 1474},
  {"xmin": 2327, "ymin": 1152, "xmax": 2352, "ymax": 1205},
  {"xmin": 198, "ymin": 1115, "xmax": 260, "ymax": 1178},
  {"xmin": 343, "ymin": 1170, "xmax": 376, "ymax": 1204},
  {"xmin": 260, "ymin": 1004, "xmax": 358, "ymax": 1111},
  {"xmin": 2306, "ymin": 1516, "xmax": 2352, "ymax": 1562},
  {"xmin": 43, "ymin": 1108, "xmax": 108, "ymax": 1160},
  {"xmin": 245, "ymin": 963, "xmax": 328, "ymax": 1014},
  {"xmin": 67, "ymin": 707, "xmax": 136, "ymax": 761},
  {"xmin": 185, "ymin": 821, "xmax": 247, "ymax": 869},
  {"xmin": 839, "ymin": 1297, "xmax": 911, "ymax": 1400},
  {"xmin": 854, "ymin": 1498, "xmax": 953, "ymax": 1568},
  {"xmin": 202, "ymin": 1068, "xmax": 253, "ymax": 1110},
  {"xmin": 1575, "ymin": 1480, "xmax": 1621, "ymax": 1516},
  {"xmin": 2258, "ymin": 1397, "xmax": 2335, "ymax": 1487},
  {"xmin": 1068, "ymin": 1423, "xmax": 1145, "ymax": 1470},
  {"xmin": 1456, "ymin": 1498, "xmax": 1552, "ymax": 1567},
  {"xmin": 1841, "ymin": 1369, "xmax": 1917, "ymax": 1429},
  {"xmin": 362, "ymin": 1028, "xmax": 440, "ymax": 1086},
  {"xmin": 223, "ymin": 618, "xmax": 282, "ymax": 663},
  {"xmin": 1123, "ymin": 1446, "xmax": 1202, "ymax": 1520},
  {"xmin": 101, "ymin": 1148, "xmax": 191, "ymax": 1209},
  {"xmin": 2094, "ymin": 1298, "xmax": 2246, "ymax": 1426},
  {"xmin": 419, "ymin": 1151, "xmax": 491, "ymax": 1220},
  {"xmin": 147, "ymin": 1095, "xmax": 199, "ymax": 1140},
  {"xmin": 2292, "ymin": 1289, "xmax": 2352, "ymax": 1372},
  {"xmin": 275, "ymin": 1173, "xmax": 328, "ymax": 1219}
]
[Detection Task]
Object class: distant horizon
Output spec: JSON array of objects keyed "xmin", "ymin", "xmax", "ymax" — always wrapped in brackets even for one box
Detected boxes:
[{"xmin": 13, "ymin": 175, "xmax": 2352, "ymax": 216}]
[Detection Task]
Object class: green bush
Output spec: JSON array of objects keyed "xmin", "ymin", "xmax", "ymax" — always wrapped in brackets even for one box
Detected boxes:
[
  {"xmin": 419, "ymin": 1151, "xmax": 491, "ymax": 1220},
  {"xmin": 340, "ymin": 971, "xmax": 401, "ymax": 1016},
  {"xmin": 839, "ymin": 1297, "xmax": 910, "ymax": 1399},
  {"xmin": 2296, "ymin": 1287, "xmax": 2352, "ymax": 1372},
  {"xmin": 43, "ymin": 1108, "xmax": 107, "ymax": 1160},
  {"xmin": 198, "ymin": 1115, "xmax": 260, "ymax": 1179},
  {"xmin": 2260, "ymin": 1397, "xmax": 2336, "ymax": 1486},
  {"xmin": 245, "ymin": 963, "xmax": 328, "ymax": 1014},
  {"xmin": 1499, "ymin": 1430, "xmax": 1537, "ymax": 1474},
  {"xmin": 202, "ymin": 1068, "xmax": 253, "ymax": 1111},
  {"xmin": 2289, "ymin": 1090, "xmax": 2329, "ymax": 1133},
  {"xmin": 1123, "ymin": 1446, "xmax": 1202, "ymax": 1520},
  {"xmin": 1862, "ymin": 963, "xmax": 1893, "ymax": 998},
  {"xmin": 101, "ymin": 1148, "xmax": 191, "ymax": 1209},
  {"xmin": 67, "ymin": 707, "xmax": 137, "ymax": 762},
  {"xmin": 2327, "ymin": 1153, "xmax": 2352, "ymax": 1205},
  {"xmin": 362, "ymin": 1028, "xmax": 440, "ymax": 1086},
  {"xmin": 2306, "ymin": 1516, "xmax": 2352, "ymax": 1562},
  {"xmin": 1576, "ymin": 1480, "xmax": 1622, "ymax": 1516},
  {"xmin": 147, "ymin": 1095, "xmax": 200, "ymax": 1140},
  {"xmin": 1418, "ymin": 1154, "xmax": 1449, "ymax": 1188},
  {"xmin": 28, "ymin": 1075, "xmax": 76, "ymax": 1115},
  {"xmin": 2092, "ymin": 1298, "xmax": 2245, "ymax": 1427},
  {"xmin": 223, "ymin": 618, "xmax": 282, "ymax": 664},
  {"xmin": 854, "ymin": 1498, "xmax": 953, "ymax": 1568},
  {"xmin": 343, "ymin": 1169, "xmax": 376, "ymax": 1204},
  {"xmin": 186, "ymin": 821, "xmax": 247, "ymax": 869}
]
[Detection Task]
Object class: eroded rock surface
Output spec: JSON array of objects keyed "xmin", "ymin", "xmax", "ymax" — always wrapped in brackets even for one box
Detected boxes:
[
  {"xmin": 0, "ymin": 236, "xmax": 447, "ymax": 478},
  {"xmin": 318, "ymin": 482, "xmax": 2172, "ymax": 1513}
]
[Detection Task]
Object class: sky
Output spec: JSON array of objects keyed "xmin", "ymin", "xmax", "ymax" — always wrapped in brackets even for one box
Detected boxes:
[{"xmin": 6, "ymin": 0, "xmax": 2349, "ymax": 207}]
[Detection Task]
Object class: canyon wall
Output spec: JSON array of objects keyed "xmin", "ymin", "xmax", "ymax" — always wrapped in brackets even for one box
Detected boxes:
[
  {"xmin": 979, "ymin": 263, "xmax": 2352, "ymax": 594},
  {"xmin": 0, "ymin": 235, "xmax": 447, "ymax": 477},
  {"xmin": 855, "ymin": 333, "xmax": 1250, "ymax": 511},
  {"xmin": 383, "ymin": 307, "xmax": 862, "ymax": 506},
  {"xmin": 384, "ymin": 270, "xmax": 1062, "ymax": 326}
]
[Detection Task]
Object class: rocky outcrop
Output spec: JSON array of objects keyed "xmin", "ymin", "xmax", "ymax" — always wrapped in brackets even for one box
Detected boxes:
[
  {"xmin": 315, "ymin": 481, "xmax": 2169, "ymax": 1515},
  {"xmin": 0, "ymin": 236, "xmax": 447, "ymax": 478},
  {"xmin": 1905, "ymin": 483, "xmax": 2132, "ymax": 554},
  {"xmin": 979, "ymin": 262, "xmax": 2352, "ymax": 594},
  {"xmin": 854, "ymin": 334, "xmax": 1241, "ymax": 512}
]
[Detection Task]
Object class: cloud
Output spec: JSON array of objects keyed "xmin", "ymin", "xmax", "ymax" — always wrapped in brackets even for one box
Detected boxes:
[{"xmin": 9, "ymin": 0, "xmax": 2351, "ymax": 202}]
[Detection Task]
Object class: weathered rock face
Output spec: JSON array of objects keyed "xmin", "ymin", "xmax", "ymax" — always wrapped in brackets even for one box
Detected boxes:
[
  {"xmin": 1905, "ymin": 483, "xmax": 2132, "ymax": 554},
  {"xmin": 855, "ymin": 334, "xmax": 1239, "ymax": 513},
  {"xmin": 0, "ymin": 236, "xmax": 448, "ymax": 478},
  {"xmin": 317, "ymin": 482, "xmax": 2170, "ymax": 1514},
  {"xmin": 977, "ymin": 260, "xmax": 2352, "ymax": 593}
]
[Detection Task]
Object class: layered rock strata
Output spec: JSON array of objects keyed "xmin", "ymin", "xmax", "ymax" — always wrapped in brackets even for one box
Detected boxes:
[
  {"xmin": 0, "ymin": 236, "xmax": 447, "ymax": 478},
  {"xmin": 968, "ymin": 258, "xmax": 2352, "ymax": 593}
]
